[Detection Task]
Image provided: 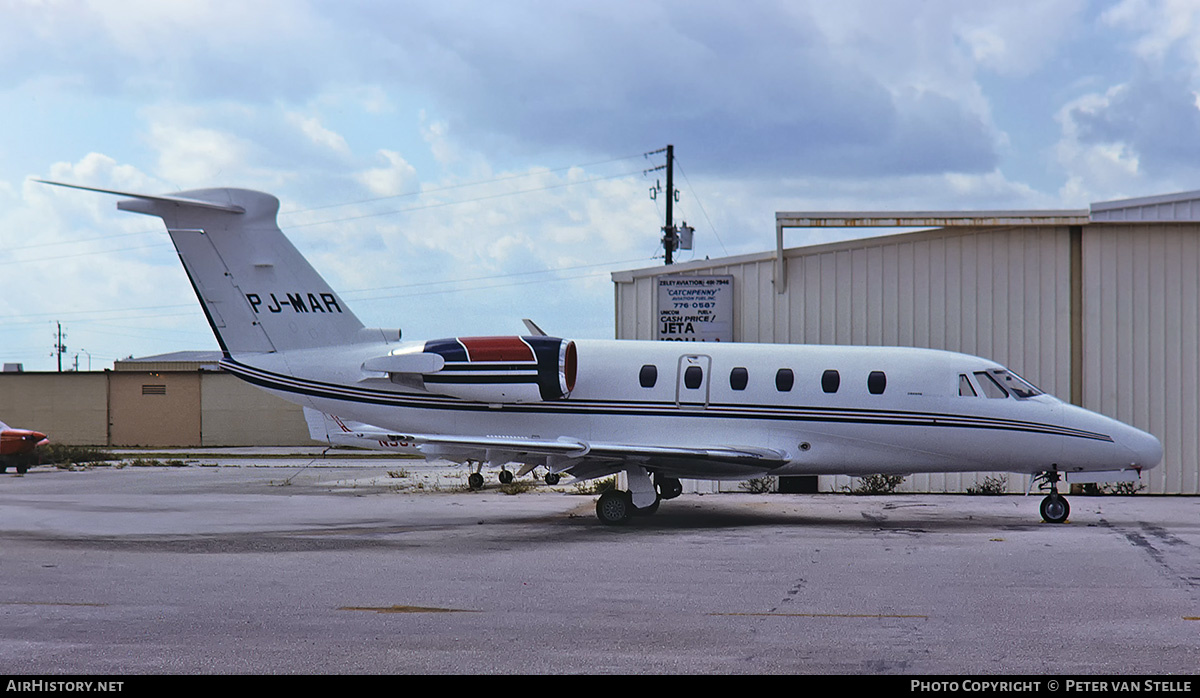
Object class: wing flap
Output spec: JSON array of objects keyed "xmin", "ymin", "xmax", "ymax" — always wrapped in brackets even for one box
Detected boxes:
[{"xmin": 303, "ymin": 409, "xmax": 788, "ymax": 478}]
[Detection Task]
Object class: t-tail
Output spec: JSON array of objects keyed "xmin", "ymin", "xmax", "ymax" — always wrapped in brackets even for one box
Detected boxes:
[{"xmin": 38, "ymin": 182, "xmax": 368, "ymax": 357}]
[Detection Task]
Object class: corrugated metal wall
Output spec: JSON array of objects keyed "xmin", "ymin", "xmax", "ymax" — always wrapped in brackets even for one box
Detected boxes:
[
  {"xmin": 1084, "ymin": 224, "xmax": 1200, "ymax": 494},
  {"xmin": 615, "ymin": 222, "xmax": 1198, "ymax": 494}
]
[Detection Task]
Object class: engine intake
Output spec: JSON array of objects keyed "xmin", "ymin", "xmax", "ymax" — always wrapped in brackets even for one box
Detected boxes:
[{"xmin": 421, "ymin": 336, "xmax": 577, "ymax": 403}]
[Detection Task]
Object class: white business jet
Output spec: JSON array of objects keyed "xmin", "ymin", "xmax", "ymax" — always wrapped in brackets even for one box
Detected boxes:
[{"xmin": 41, "ymin": 182, "xmax": 1163, "ymax": 525}]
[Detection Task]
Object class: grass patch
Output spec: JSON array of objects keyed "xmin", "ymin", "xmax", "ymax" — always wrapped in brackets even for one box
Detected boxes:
[
  {"xmin": 40, "ymin": 444, "xmax": 117, "ymax": 467},
  {"xmin": 126, "ymin": 458, "xmax": 188, "ymax": 468},
  {"xmin": 572, "ymin": 475, "xmax": 616, "ymax": 495},
  {"xmin": 499, "ymin": 481, "xmax": 534, "ymax": 495}
]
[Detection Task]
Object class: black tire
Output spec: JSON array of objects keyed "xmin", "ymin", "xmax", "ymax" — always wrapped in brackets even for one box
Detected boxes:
[
  {"xmin": 498, "ymin": 469, "xmax": 513, "ymax": 484},
  {"xmin": 544, "ymin": 472, "xmax": 561, "ymax": 486},
  {"xmin": 0, "ymin": 463, "xmax": 7, "ymax": 474},
  {"xmin": 596, "ymin": 490, "xmax": 632, "ymax": 525},
  {"xmin": 633, "ymin": 496, "xmax": 661, "ymax": 516},
  {"xmin": 467, "ymin": 472, "xmax": 485, "ymax": 490},
  {"xmin": 1040, "ymin": 494, "xmax": 1070, "ymax": 524},
  {"xmin": 15, "ymin": 463, "xmax": 28, "ymax": 474}
]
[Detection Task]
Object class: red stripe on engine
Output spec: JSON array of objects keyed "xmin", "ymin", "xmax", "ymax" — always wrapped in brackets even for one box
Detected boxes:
[{"xmin": 458, "ymin": 336, "xmax": 535, "ymax": 362}]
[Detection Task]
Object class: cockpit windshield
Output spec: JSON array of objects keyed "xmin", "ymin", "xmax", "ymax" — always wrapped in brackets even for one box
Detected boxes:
[{"xmin": 988, "ymin": 369, "xmax": 1043, "ymax": 399}]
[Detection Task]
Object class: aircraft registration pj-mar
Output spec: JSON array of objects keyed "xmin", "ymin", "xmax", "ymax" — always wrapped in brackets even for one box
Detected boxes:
[
  {"xmin": 0, "ymin": 420, "xmax": 48, "ymax": 474},
  {"xmin": 41, "ymin": 181, "xmax": 1163, "ymax": 525}
]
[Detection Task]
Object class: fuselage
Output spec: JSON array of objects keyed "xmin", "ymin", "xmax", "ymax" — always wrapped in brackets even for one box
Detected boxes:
[
  {"xmin": 0, "ymin": 421, "xmax": 48, "ymax": 457},
  {"xmin": 224, "ymin": 338, "xmax": 1162, "ymax": 480}
]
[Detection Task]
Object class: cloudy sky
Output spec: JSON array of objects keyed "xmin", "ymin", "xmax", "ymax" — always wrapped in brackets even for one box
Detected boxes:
[{"xmin": 3, "ymin": 0, "xmax": 1200, "ymax": 371}]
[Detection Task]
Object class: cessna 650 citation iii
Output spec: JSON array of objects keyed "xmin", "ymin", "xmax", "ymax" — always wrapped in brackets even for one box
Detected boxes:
[{"xmin": 43, "ymin": 181, "xmax": 1163, "ymax": 525}]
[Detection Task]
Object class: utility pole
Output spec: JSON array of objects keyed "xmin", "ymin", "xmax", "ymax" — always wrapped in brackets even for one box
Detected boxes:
[
  {"xmin": 663, "ymin": 144, "xmax": 675, "ymax": 264},
  {"xmin": 53, "ymin": 321, "xmax": 66, "ymax": 373},
  {"xmin": 646, "ymin": 144, "xmax": 690, "ymax": 265}
]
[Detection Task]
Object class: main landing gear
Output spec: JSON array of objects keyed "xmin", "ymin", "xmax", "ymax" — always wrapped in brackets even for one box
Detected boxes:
[
  {"xmin": 594, "ymin": 473, "xmax": 682, "ymax": 525},
  {"xmin": 464, "ymin": 460, "xmax": 562, "ymax": 489},
  {"xmin": 0, "ymin": 456, "xmax": 32, "ymax": 474},
  {"xmin": 1034, "ymin": 470, "xmax": 1070, "ymax": 524}
]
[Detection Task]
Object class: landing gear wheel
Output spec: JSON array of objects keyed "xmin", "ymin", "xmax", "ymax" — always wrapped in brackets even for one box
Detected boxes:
[
  {"xmin": 657, "ymin": 476, "xmax": 682, "ymax": 500},
  {"xmin": 633, "ymin": 496, "xmax": 661, "ymax": 516},
  {"xmin": 596, "ymin": 490, "xmax": 632, "ymax": 525},
  {"xmin": 467, "ymin": 472, "xmax": 485, "ymax": 490},
  {"xmin": 498, "ymin": 469, "xmax": 513, "ymax": 484},
  {"xmin": 544, "ymin": 472, "xmax": 561, "ymax": 486},
  {"xmin": 1040, "ymin": 494, "xmax": 1070, "ymax": 524}
]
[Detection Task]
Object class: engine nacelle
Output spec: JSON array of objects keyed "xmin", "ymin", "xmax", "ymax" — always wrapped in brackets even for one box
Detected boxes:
[{"xmin": 419, "ymin": 336, "xmax": 577, "ymax": 403}]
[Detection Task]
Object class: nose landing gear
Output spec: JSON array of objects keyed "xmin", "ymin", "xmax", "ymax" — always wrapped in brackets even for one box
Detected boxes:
[{"xmin": 1034, "ymin": 470, "xmax": 1070, "ymax": 524}]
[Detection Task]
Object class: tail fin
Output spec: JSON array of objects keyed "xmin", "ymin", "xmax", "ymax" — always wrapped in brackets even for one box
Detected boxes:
[{"xmin": 41, "ymin": 182, "xmax": 364, "ymax": 356}]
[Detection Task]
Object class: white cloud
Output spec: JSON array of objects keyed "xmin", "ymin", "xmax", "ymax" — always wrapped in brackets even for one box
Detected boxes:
[
  {"xmin": 147, "ymin": 121, "xmax": 250, "ymax": 187},
  {"xmin": 5, "ymin": 1, "xmax": 1200, "ymax": 367},
  {"xmin": 288, "ymin": 113, "xmax": 351, "ymax": 156},
  {"xmin": 356, "ymin": 150, "xmax": 417, "ymax": 197},
  {"xmin": 1103, "ymin": 0, "xmax": 1200, "ymax": 65}
]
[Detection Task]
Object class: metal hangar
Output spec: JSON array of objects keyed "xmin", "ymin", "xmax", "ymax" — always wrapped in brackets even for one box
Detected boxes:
[{"xmin": 612, "ymin": 189, "xmax": 1200, "ymax": 495}]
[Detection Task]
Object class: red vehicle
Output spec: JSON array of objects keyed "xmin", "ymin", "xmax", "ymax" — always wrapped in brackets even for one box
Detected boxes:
[{"xmin": 0, "ymin": 420, "xmax": 48, "ymax": 474}]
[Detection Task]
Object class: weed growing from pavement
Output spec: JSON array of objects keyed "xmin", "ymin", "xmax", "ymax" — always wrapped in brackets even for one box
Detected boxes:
[
  {"xmin": 965, "ymin": 474, "xmax": 1009, "ymax": 495},
  {"xmin": 845, "ymin": 474, "xmax": 906, "ymax": 494},
  {"xmin": 572, "ymin": 476, "xmax": 616, "ymax": 495},
  {"xmin": 499, "ymin": 481, "xmax": 534, "ymax": 495},
  {"xmin": 739, "ymin": 476, "xmax": 777, "ymax": 493}
]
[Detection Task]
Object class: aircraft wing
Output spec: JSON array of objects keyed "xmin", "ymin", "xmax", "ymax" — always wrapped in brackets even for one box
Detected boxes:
[{"xmin": 301, "ymin": 408, "xmax": 786, "ymax": 480}]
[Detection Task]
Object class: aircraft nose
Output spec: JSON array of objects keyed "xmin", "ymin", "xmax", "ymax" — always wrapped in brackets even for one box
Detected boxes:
[{"xmin": 1122, "ymin": 426, "xmax": 1163, "ymax": 470}]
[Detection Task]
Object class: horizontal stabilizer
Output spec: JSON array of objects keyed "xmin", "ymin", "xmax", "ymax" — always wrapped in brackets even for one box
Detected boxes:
[{"xmin": 35, "ymin": 180, "xmax": 246, "ymax": 213}]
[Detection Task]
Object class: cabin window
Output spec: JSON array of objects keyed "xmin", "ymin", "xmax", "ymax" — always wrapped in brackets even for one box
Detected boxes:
[
  {"xmin": 973, "ymin": 371, "xmax": 1008, "ymax": 399},
  {"xmin": 775, "ymin": 368, "xmax": 794, "ymax": 392},
  {"xmin": 958, "ymin": 374, "xmax": 977, "ymax": 397},
  {"xmin": 639, "ymin": 364, "xmax": 658, "ymax": 388},
  {"xmin": 683, "ymin": 365, "xmax": 704, "ymax": 389},
  {"xmin": 867, "ymin": 371, "xmax": 887, "ymax": 395},
  {"xmin": 821, "ymin": 369, "xmax": 840, "ymax": 394},
  {"xmin": 729, "ymin": 367, "xmax": 749, "ymax": 391}
]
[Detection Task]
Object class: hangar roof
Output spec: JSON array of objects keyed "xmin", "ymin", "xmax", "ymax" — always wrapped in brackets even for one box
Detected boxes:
[
  {"xmin": 776, "ymin": 188, "xmax": 1200, "ymax": 229},
  {"xmin": 763, "ymin": 188, "xmax": 1200, "ymax": 292},
  {"xmin": 113, "ymin": 351, "xmax": 223, "ymax": 372},
  {"xmin": 613, "ymin": 188, "xmax": 1200, "ymax": 290}
]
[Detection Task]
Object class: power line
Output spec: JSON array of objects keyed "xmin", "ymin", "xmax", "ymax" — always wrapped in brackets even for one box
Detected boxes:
[
  {"xmin": 673, "ymin": 155, "xmax": 729, "ymax": 257},
  {"xmin": 282, "ymin": 151, "xmax": 649, "ymax": 215},
  {"xmin": 286, "ymin": 168, "xmax": 645, "ymax": 230},
  {"xmin": 0, "ymin": 241, "xmax": 174, "ymax": 267},
  {"xmin": 0, "ymin": 257, "xmax": 654, "ymax": 322}
]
